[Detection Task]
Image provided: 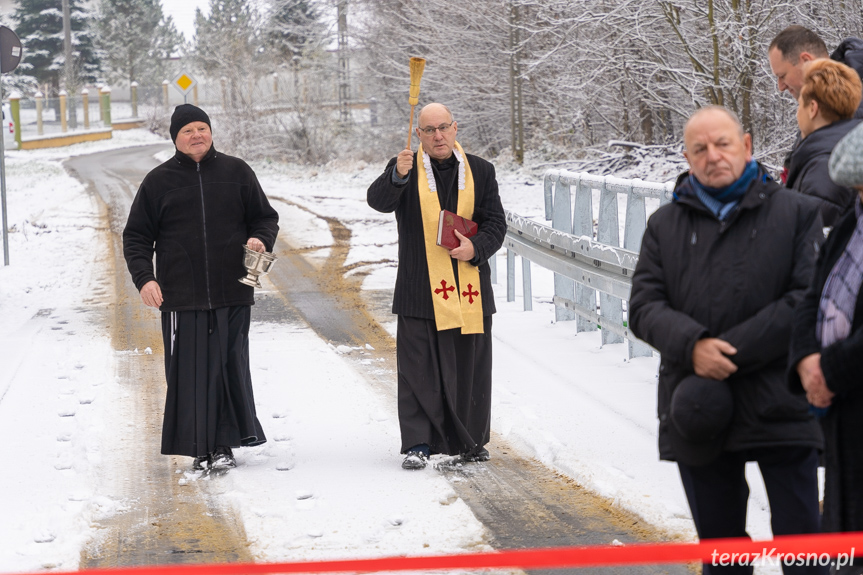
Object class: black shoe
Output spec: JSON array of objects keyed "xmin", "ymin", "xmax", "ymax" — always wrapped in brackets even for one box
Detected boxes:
[
  {"xmin": 462, "ymin": 447, "xmax": 490, "ymax": 462},
  {"xmin": 192, "ymin": 454, "xmax": 210, "ymax": 471},
  {"xmin": 401, "ymin": 450, "xmax": 428, "ymax": 470},
  {"xmin": 211, "ymin": 446, "xmax": 236, "ymax": 469}
]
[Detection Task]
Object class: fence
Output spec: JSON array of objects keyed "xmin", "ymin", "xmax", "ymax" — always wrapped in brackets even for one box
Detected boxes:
[
  {"xmin": 16, "ymin": 93, "xmax": 109, "ymax": 137},
  {"xmin": 7, "ymin": 86, "xmax": 146, "ymax": 150},
  {"xmin": 501, "ymin": 169, "xmax": 675, "ymax": 359}
]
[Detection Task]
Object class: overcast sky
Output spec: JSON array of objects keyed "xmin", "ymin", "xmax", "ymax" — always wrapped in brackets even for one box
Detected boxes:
[{"xmin": 161, "ymin": 0, "xmax": 210, "ymax": 42}]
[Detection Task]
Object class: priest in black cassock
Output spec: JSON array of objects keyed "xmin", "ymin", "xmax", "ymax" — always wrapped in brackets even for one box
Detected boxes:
[
  {"xmin": 123, "ymin": 104, "xmax": 279, "ymax": 471},
  {"xmin": 367, "ymin": 103, "xmax": 507, "ymax": 470}
]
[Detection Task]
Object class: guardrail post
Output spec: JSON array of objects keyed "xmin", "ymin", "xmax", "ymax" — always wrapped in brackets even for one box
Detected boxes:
[
  {"xmin": 489, "ymin": 248, "xmax": 497, "ymax": 284},
  {"xmin": 597, "ymin": 180, "xmax": 623, "ymax": 345},
  {"xmin": 623, "ymin": 183, "xmax": 653, "ymax": 358},
  {"xmin": 506, "ymin": 249, "xmax": 516, "ymax": 302},
  {"xmin": 522, "ymin": 256, "xmax": 532, "ymax": 311},
  {"xmin": 573, "ymin": 175, "xmax": 597, "ymax": 332},
  {"xmin": 543, "ymin": 172, "xmax": 554, "ymax": 221},
  {"xmin": 552, "ymin": 178, "xmax": 575, "ymax": 321}
]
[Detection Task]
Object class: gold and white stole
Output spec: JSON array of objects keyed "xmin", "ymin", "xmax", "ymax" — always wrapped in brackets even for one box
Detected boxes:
[{"xmin": 416, "ymin": 141, "xmax": 484, "ymax": 334}]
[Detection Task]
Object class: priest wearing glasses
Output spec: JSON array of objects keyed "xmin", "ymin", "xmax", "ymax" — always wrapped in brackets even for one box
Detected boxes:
[{"xmin": 367, "ymin": 103, "xmax": 506, "ymax": 470}]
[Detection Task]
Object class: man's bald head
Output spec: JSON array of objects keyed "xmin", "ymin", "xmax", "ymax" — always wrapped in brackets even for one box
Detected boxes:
[
  {"xmin": 418, "ymin": 103, "xmax": 454, "ymax": 125},
  {"xmin": 683, "ymin": 106, "xmax": 753, "ymax": 189},
  {"xmin": 684, "ymin": 106, "xmax": 744, "ymax": 141}
]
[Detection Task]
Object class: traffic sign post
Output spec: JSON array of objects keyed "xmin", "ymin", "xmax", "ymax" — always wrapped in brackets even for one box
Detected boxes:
[
  {"xmin": 0, "ymin": 25, "xmax": 22, "ymax": 266},
  {"xmin": 171, "ymin": 72, "xmax": 197, "ymax": 104}
]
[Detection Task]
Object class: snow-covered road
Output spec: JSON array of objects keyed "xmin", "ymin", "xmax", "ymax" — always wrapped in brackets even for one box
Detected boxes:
[{"xmin": 0, "ymin": 131, "xmax": 786, "ymax": 573}]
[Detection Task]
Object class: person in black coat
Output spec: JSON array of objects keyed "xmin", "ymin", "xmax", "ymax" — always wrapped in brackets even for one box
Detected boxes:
[
  {"xmin": 629, "ymin": 106, "xmax": 825, "ymax": 575},
  {"xmin": 768, "ymin": 26, "xmax": 863, "ymax": 189},
  {"xmin": 790, "ymin": 123, "xmax": 863, "ymax": 574},
  {"xmin": 367, "ymin": 103, "xmax": 506, "ymax": 470},
  {"xmin": 787, "ymin": 59, "xmax": 862, "ymax": 227},
  {"xmin": 769, "ymin": 26, "xmax": 863, "ymax": 118},
  {"xmin": 123, "ymin": 104, "xmax": 279, "ymax": 470}
]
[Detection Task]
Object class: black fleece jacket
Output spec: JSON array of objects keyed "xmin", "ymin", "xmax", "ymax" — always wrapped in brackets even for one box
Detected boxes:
[{"xmin": 123, "ymin": 146, "xmax": 279, "ymax": 312}]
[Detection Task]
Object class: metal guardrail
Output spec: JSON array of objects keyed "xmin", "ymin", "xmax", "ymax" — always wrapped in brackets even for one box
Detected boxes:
[{"xmin": 502, "ymin": 169, "xmax": 675, "ymax": 359}]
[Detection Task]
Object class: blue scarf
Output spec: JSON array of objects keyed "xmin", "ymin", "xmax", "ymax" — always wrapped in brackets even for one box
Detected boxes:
[{"xmin": 689, "ymin": 160, "xmax": 759, "ymax": 220}]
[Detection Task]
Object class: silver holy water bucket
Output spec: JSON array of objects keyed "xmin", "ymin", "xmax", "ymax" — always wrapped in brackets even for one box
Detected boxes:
[{"xmin": 239, "ymin": 244, "xmax": 278, "ymax": 288}]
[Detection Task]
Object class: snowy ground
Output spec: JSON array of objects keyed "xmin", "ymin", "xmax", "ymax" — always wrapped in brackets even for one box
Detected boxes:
[{"xmin": 0, "ymin": 130, "xmax": 789, "ymax": 573}]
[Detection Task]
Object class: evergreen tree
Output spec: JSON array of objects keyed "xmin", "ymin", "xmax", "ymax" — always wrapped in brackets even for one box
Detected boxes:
[
  {"xmin": 265, "ymin": 0, "xmax": 326, "ymax": 62},
  {"xmin": 96, "ymin": 0, "xmax": 184, "ymax": 91},
  {"xmin": 13, "ymin": 0, "xmax": 101, "ymax": 94}
]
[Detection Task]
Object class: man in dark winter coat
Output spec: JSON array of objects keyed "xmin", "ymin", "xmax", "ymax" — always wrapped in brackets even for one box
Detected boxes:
[
  {"xmin": 769, "ymin": 26, "xmax": 863, "ymax": 118},
  {"xmin": 629, "ymin": 106, "xmax": 825, "ymax": 575},
  {"xmin": 769, "ymin": 26, "xmax": 863, "ymax": 193},
  {"xmin": 123, "ymin": 104, "xmax": 279, "ymax": 471},
  {"xmin": 367, "ymin": 103, "xmax": 506, "ymax": 470}
]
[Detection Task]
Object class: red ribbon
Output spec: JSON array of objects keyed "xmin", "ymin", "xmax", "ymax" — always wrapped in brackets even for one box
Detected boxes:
[{"xmin": 5, "ymin": 532, "xmax": 863, "ymax": 575}]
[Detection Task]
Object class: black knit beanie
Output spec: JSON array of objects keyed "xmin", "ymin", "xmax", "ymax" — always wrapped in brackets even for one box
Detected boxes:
[{"xmin": 170, "ymin": 104, "xmax": 211, "ymax": 143}]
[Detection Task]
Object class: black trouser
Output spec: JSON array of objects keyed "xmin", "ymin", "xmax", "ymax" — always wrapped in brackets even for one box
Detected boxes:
[{"xmin": 678, "ymin": 446, "xmax": 825, "ymax": 575}]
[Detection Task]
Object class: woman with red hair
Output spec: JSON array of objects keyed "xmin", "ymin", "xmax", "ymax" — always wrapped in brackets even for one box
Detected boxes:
[{"xmin": 788, "ymin": 58, "xmax": 862, "ymax": 227}]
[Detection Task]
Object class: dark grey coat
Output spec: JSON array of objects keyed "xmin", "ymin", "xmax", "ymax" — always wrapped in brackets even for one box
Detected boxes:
[
  {"xmin": 629, "ymin": 168, "xmax": 825, "ymax": 462},
  {"xmin": 789, "ymin": 204, "xmax": 863, "ymax": 532},
  {"xmin": 786, "ymin": 119, "xmax": 861, "ymax": 227}
]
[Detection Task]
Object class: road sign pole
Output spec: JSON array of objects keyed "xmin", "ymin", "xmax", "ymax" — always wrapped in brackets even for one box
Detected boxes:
[
  {"xmin": 0, "ymin": 25, "xmax": 21, "ymax": 266},
  {"xmin": 0, "ymin": 79, "xmax": 7, "ymax": 266}
]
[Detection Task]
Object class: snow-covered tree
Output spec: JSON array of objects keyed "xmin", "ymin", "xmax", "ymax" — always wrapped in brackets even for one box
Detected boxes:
[
  {"xmin": 13, "ymin": 0, "xmax": 101, "ymax": 94},
  {"xmin": 194, "ymin": 0, "xmax": 268, "ymax": 109},
  {"xmin": 352, "ymin": 0, "xmax": 863, "ymax": 167},
  {"xmin": 264, "ymin": 0, "xmax": 327, "ymax": 62},
  {"xmin": 95, "ymin": 0, "xmax": 184, "ymax": 92}
]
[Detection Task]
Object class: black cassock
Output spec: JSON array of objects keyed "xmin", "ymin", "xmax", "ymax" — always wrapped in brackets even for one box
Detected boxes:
[
  {"xmin": 397, "ymin": 156, "xmax": 493, "ymax": 456},
  {"xmin": 397, "ymin": 315, "xmax": 493, "ymax": 456},
  {"xmin": 160, "ymin": 305, "xmax": 265, "ymax": 457}
]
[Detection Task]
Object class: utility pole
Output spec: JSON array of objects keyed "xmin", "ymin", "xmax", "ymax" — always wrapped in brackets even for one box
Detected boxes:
[
  {"xmin": 61, "ymin": 0, "xmax": 77, "ymax": 128},
  {"xmin": 337, "ymin": 0, "xmax": 351, "ymax": 124},
  {"xmin": 508, "ymin": 0, "xmax": 524, "ymax": 164}
]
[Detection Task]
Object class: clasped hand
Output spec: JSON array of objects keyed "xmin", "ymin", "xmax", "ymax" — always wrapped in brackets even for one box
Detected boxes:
[
  {"xmin": 692, "ymin": 337, "xmax": 738, "ymax": 380},
  {"xmin": 797, "ymin": 353, "xmax": 834, "ymax": 408}
]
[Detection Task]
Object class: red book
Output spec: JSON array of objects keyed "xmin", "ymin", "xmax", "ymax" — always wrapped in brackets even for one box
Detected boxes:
[{"xmin": 436, "ymin": 209, "xmax": 478, "ymax": 249}]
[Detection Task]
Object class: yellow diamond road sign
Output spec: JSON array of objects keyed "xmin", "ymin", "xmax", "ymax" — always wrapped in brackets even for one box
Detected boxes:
[{"xmin": 172, "ymin": 73, "xmax": 197, "ymax": 95}]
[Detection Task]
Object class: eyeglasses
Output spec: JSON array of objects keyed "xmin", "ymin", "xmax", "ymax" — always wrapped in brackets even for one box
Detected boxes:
[{"xmin": 419, "ymin": 122, "xmax": 454, "ymax": 136}]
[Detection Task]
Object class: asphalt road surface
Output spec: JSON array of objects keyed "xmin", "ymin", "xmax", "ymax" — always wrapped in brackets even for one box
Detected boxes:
[{"xmin": 65, "ymin": 143, "xmax": 693, "ymax": 574}]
